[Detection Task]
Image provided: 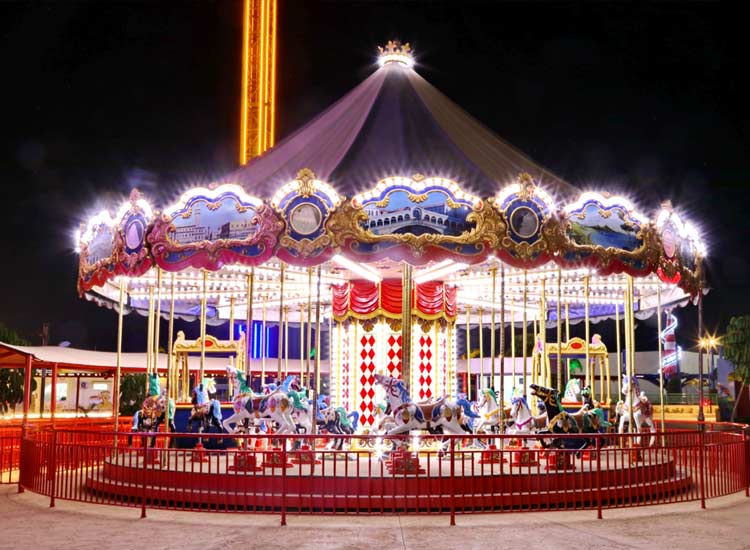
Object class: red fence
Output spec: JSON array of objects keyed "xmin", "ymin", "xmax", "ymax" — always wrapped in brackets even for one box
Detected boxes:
[
  {"xmin": 14, "ymin": 422, "xmax": 750, "ymax": 523},
  {"xmin": 0, "ymin": 418, "xmax": 132, "ymax": 484}
]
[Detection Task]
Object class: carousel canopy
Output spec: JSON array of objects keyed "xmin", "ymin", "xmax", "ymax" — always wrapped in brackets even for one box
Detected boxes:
[
  {"xmin": 221, "ymin": 44, "xmax": 576, "ymax": 200},
  {"xmin": 74, "ymin": 41, "xmax": 706, "ymax": 325}
]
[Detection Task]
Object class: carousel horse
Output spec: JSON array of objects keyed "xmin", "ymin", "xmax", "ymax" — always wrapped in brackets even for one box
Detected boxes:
[
  {"xmin": 287, "ymin": 389, "xmax": 315, "ymax": 435},
  {"xmin": 473, "ymin": 388, "xmax": 508, "ymax": 434},
  {"xmin": 372, "ymin": 402, "xmax": 396, "ymax": 434},
  {"xmin": 129, "ymin": 374, "xmax": 174, "ymax": 447},
  {"xmin": 562, "ymin": 378, "xmax": 583, "ymax": 403},
  {"xmin": 320, "ymin": 406, "xmax": 360, "ymax": 450},
  {"xmin": 373, "ymin": 373, "xmax": 465, "ymax": 437},
  {"xmin": 187, "ymin": 379, "xmax": 224, "ymax": 439},
  {"xmin": 617, "ymin": 376, "xmax": 656, "ymax": 446},
  {"xmin": 529, "ymin": 383, "xmax": 592, "ymax": 452},
  {"xmin": 506, "ymin": 394, "xmax": 538, "ymax": 447},
  {"xmin": 222, "ymin": 367, "xmax": 297, "ymax": 436},
  {"xmin": 456, "ymin": 397, "xmax": 481, "ymax": 433},
  {"xmin": 580, "ymin": 385, "xmax": 595, "ymax": 409}
]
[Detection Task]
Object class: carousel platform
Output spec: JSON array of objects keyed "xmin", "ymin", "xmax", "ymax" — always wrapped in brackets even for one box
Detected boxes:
[{"xmin": 83, "ymin": 446, "xmax": 693, "ymax": 513}]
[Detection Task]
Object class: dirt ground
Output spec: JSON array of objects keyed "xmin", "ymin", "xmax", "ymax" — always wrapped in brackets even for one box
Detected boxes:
[{"xmin": 2, "ymin": 484, "xmax": 750, "ymax": 550}]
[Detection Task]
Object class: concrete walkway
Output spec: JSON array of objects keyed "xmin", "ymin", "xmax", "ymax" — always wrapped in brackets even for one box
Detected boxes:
[{"xmin": 1, "ymin": 485, "xmax": 749, "ymax": 550}]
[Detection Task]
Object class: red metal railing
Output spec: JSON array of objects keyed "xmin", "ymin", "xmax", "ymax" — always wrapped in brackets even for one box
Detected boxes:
[
  {"xmin": 1, "ymin": 417, "xmax": 132, "ymax": 484},
  {"xmin": 16, "ymin": 421, "xmax": 750, "ymax": 523}
]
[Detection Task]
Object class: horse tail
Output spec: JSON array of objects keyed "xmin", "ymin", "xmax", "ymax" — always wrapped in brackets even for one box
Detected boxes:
[{"xmin": 348, "ymin": 411, "xmax": 359, "ymax": 431}]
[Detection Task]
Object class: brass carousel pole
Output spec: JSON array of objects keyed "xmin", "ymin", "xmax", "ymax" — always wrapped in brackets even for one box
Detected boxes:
[
  {"xmin": 113, "ymin": 277, "xmax": 125, "ymax": 445},
  {"xmin": 327, "ymin": 311, "xmax": 333, "ymax": 394},
  {"xmin": 314, "ymin": 265, "xmax": 322, "ymax": 392},
  {"xmin": 306, "ymin": 267, "xmax": 313, "ymax": 386},
  {"xmin": 245, "ymin": 269, "xmax": 254, "ymax": 380},
  {"xmin": 615, "ymin": 294, "xmax": 622, "ymax": 399},
  {"xmin": 478, "ymin": 307, "xmax": 484, "ymax": 391},
  {"xmin": 146, "ymin": 284, "xmax": 154, "ymax": 390},
  {"xmin": 584, "ymin": 274, "xmax": 592, "ymax": 401},
  {"xmin": 336, "ymin": 318, "xmax": 343, "ymax": 407},
  {"xmin": 229, "ymin": 297, "xmax": 235, "ymax": 372},
  {"xmin": 522, "ymin": 269, "xmax": 528, "ymax": 396},
  {"xmin": 539, "ymin": 278, "xmax": 547, "ymax": 386},
  {"xmin": 625, "ymin": 277, "xmax": 635, "ymax": 434},
  {"xmin": 277, "ymin": 262, "xmax": 285, "ymax": 380},
  {"xmin": 556, "ymin": 267, "xmax": 562, "ymax": 393},
  {"xmin": 299, "ymin": 304, "xmax": 306, "ymax": 387},
  {"xmin": 199, "ymin": 270, "xmax": 208, "ymax": 383},
  {"xmin": 511, "ymin": 308, "xmax": 516, "ymax": 386},
  {"xmin": 284, "ymin": 306, "xmax": 289, "ymax": 378},
  {"xmin": 166, "ymin": 273, "xmax": 175, "ymax": 418},
  {"xmin": 261, "ymin": 295, "xmax": 267, "ymax": 385},
  {"xmin": 657, "ymin": 285, "xmax": 666, "ymax": 434},
  {"xmin": 154, "ymin": 267, "xmax": 162, "ymax": 376},
  {"xmin": 499, "ymin": 264, "xmax": 506, "ymax": 437},
  {"xmin": 565, "ymin": 302, "xmax": 570, "ymax": 389},
  {"xmin": 490, "ymin": 267, "xmax": 497, "ymax": 388},
  {"xmin": 465, "ymin": 306, "xmax": 471, "ymax": 400}
]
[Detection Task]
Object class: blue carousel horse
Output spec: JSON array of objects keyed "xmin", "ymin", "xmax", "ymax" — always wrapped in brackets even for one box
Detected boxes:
[
  {"xmin": 456, "ymin": 396, "xmax": 481, "ymax": 433},
  {"xmin": 188, "ymin": 378, "xmax": 223, "ymax": 439}
]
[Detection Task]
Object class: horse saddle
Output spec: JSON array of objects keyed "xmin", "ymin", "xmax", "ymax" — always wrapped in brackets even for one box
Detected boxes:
[{"xmin": 244, "ymin": 397, "xmax": 265, "ymax": 414}]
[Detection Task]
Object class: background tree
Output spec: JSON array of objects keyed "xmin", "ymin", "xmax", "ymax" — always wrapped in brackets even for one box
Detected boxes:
[
  {"xmin": 0, "ymin": 322, "xmax": 36, "ymax": 415},
  {"xmin": 118, "ymin": 373, "xmax": 146, "ymax": 416},
  {"xmin": 722, "ymin": 315, "xmax": 750, "ymax": 422}
]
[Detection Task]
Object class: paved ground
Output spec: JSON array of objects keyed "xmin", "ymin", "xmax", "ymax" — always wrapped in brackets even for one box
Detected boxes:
[{"xmin": 2, "ymin": 484, "xmax": 750, "ymax": 550}]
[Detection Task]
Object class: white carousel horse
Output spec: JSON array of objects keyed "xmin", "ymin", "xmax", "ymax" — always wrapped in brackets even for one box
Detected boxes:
[
  {"xmin": 506, "ymin": 394, "xmax": 537, "ymax": 447},
  {"xmin": 373, "ymin": 373, "xmax": 465, "ymax": 436},
  {"xmin": 562, "ymin": 378, "xmax": 583, "ymax": 403},
  {"xmin": 617, "ymin": 375, "xmax": 656, "ymax": 446},
  {"xmin": 473, "ymin": 388, "xmax": 506, "ymax": 433},
  {"xmin": 222, "ymin": 366, "xmax": 298, "ymax": 436}
]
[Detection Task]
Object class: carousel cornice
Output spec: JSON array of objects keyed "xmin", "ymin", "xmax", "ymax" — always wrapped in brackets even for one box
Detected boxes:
[{"xmin": 76, "ymin": 168, "xmax": 706, "ymax": 325}]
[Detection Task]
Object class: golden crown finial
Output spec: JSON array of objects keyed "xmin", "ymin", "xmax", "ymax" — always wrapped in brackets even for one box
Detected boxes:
[{"xmin": 377, "ymin": 40, "xmax": 414, "ymax": 68}]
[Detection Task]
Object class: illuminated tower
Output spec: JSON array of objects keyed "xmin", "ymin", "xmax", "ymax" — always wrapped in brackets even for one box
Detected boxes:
[{"xmin": 239, "ymin": 0, "xmax": 277, "ymax": 165}]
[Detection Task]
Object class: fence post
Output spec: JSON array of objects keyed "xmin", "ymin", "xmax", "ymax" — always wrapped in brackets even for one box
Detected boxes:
[
  {"xmin": 450, "ymin": 437, "xmax": 456, "ymax": 526},
  {"xmin": 49, "ymin": 430, "xmax": 57, "ymax": 508},
  {"xmin": 745, "ymin": 429, "xmax": 749, "ymax": 498},
  {"xmin": 699, "ymin": 429, "xmax": 706, "ymax": 509},
  {"xmin": 140, "ymin": 435, "xmax": 147, "ymax": 519},
  {"xmin": 281, "ymin": 438, "xmax": 287, "ymax": 526},
  {"xmin": 17, "ymin": 426, "xmax": 25, "ymax": 494},
  {"xmin": 596, "ymin": 435, "xmax": 602, "ymax": 519}
]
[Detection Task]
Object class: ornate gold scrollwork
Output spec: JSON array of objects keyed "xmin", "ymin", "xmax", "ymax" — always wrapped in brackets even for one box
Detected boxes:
[
  {"xmin": 359, "ymin": 318, "xmax": 377, "ymax": 333},
  {"xmin": 296, "ymin": 168, "xmax": 316, "ymax": 198},
  {"xmin": 326, "ymin": 199, "xmax": 504, "ymax": 257},
  {"xmin": 385, "ymin": 317, "xmax": 402, "ymax": 332},
  {"xmin": 279, "ymin": 233, "xmax": 332, "ymax": 256},
  {"xmin": 416, "ymin": 317, "xmax": 434, "ymax": 333}
]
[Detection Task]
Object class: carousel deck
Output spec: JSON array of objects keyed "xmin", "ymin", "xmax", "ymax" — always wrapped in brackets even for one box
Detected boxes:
[{"xmin": 82, "ymin": 446, "xmax": 693, "ymax": 513}]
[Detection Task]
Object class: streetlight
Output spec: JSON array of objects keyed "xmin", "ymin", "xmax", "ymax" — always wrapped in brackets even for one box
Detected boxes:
[
  {"xmin": 697, "ymin": 334, "xmax": 720, "ymax": 423},
  {"xmin": 698, "ymin": 336, "xmax": 707, "ymax": 423}
]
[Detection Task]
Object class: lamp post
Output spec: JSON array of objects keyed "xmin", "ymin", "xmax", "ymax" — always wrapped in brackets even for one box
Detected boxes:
[
  {"xmin": 698, "ymin": 336, "xmax": 706, "ymax": 424},
  {"xmin": 697, "ymin": 293, "xmax": 704, "ymax": 423}
]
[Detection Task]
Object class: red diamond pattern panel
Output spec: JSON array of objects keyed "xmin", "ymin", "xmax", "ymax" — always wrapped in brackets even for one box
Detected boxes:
[
  {"xmin": 418, "ymin": 329, "xmax": 433, "ymax": 400},
  {"xmin": 385, "ymin": 332, "xmax": 402, "ymax": 380},
  {"xmin": 358, "ymin": 334, "xmax": 377, "ymax": 426}
]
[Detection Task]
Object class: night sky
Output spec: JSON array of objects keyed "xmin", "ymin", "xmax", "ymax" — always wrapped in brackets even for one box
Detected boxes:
[{"xmin": 0, "ymin": 1, "xmax": 745, "ymax": 352}]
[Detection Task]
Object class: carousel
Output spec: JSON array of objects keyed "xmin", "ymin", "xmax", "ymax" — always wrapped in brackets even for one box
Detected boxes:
[{"xmin": 72, "ymin": 42, "xmax": 708, "ymax": 511}]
